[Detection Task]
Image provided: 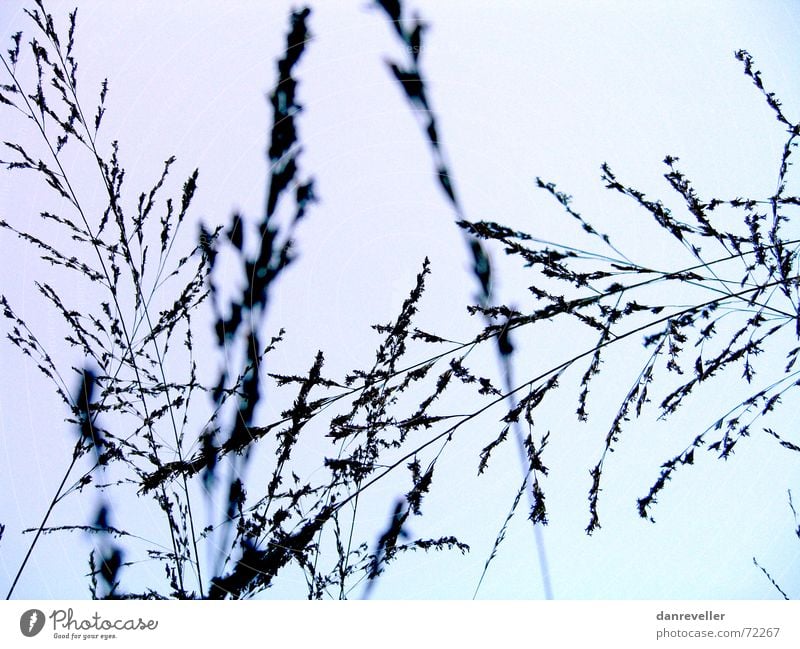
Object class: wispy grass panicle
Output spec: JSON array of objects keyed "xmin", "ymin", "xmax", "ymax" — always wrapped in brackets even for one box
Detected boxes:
[
  {"xmin": 461, "ymin": 48, "xmax": 800, "ymax": 541},
  {"xmin": 1, "ymin": 0, "xmax": 215, "ymax": 598},
  {"xmin": 3, "ymin": 0, "xmax": 797, "ymax": 601}
]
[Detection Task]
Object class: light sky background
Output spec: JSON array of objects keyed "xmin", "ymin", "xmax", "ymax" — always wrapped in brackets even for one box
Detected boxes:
[{"xmin": 1, "ymin": 0, "xmax": 799, "ymax": 600}]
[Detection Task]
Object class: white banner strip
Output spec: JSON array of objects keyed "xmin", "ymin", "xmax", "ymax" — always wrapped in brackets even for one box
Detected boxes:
[{"xmin": 1, "ymin": 600, "xmax": 798, "ymax": 647}]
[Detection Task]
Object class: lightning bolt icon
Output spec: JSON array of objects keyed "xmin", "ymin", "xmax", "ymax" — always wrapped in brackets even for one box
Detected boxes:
[{"xmin": 28, "ymin": 611, "xmax": 38, "ymax": 632}]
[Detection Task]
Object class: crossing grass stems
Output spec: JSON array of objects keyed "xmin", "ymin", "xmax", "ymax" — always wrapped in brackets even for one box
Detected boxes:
[{"xmin": 1, "ymin": 0, "xmax": 798, "ymax": 598}]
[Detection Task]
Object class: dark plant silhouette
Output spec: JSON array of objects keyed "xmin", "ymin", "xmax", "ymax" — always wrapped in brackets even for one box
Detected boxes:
[{"xmin": 1, "ymin": 0, "xmax": 798, "ymax": 600}]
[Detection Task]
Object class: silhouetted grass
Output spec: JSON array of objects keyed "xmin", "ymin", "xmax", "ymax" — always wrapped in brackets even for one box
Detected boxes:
[{"xmin": 2, "ymin": 0, "xmax": 798, "ymax": 599}]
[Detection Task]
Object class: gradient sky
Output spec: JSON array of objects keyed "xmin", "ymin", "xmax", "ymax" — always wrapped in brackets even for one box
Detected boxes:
[{"xmin": 1, "ymin": 0, "xmax": 799, "ymax": 600}]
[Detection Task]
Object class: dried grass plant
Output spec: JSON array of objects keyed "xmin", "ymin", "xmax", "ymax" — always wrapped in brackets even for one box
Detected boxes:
[{"xmin": 1, "ymin": 0, "xmax": 798, "ymax": 599}]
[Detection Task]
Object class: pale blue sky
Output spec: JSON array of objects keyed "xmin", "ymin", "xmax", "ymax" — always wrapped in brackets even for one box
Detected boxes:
[{"xmin": 1, "ymin": 1, "xmax": 799, "ymax": 599}]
